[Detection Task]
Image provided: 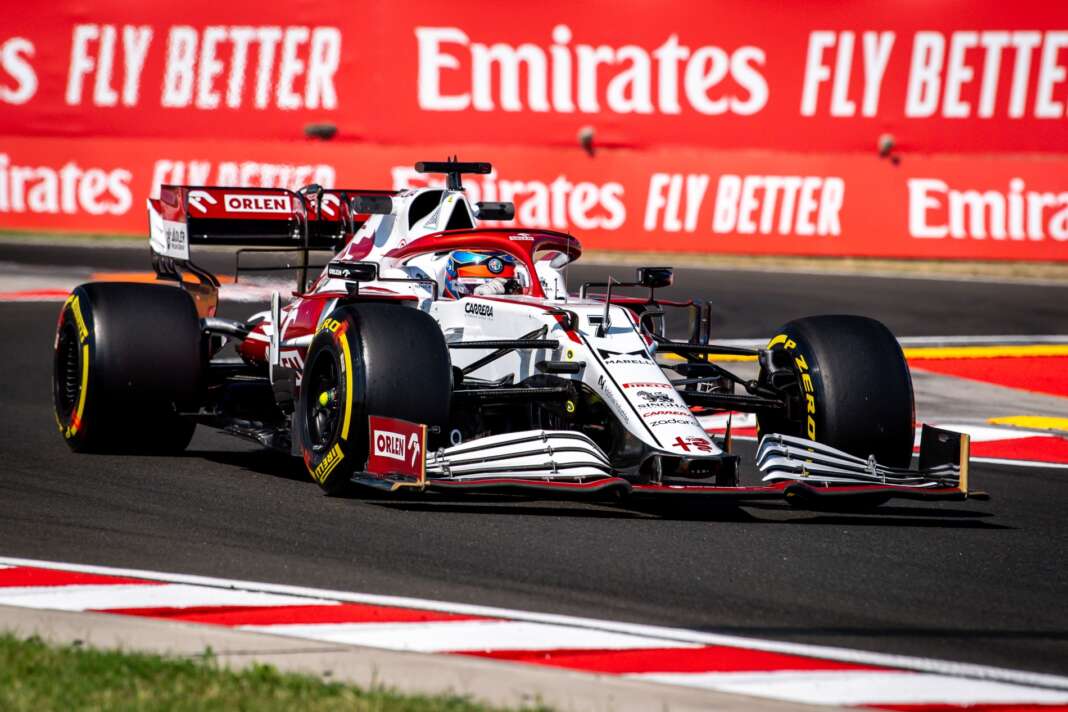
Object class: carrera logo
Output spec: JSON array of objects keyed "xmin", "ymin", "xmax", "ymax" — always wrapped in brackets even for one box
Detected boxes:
[
  {"xmin": 373, "ymin": 428, "xmax": 421, "ymax": 467},
  {"xmin": 223, "ymin": 194, "xmax": 291, "ymax": 213},
  {"xmin": 642, "ymin": 409, "xmax": 692, "ymax": 418},
  {"xmin": 464, "ymin": 302, "xmax": 494, "ymax": 318}
]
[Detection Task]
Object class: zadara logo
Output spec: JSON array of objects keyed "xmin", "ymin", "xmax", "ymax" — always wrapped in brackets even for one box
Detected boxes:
[
  {"xmin": 223, "ymin": 194, "xmax": 291, "ymax": 213},
  {"xmin": 465, "ymin": 302, "xmax": 494, "ymax": 318}
]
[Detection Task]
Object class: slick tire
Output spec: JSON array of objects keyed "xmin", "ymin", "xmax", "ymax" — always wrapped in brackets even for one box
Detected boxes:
[
  {"xmin": 53, "ymin": 282, "xmax": 203, "ymax": 454},
  {"xmin": 297, "ymin": 303, "xmax": 451, "ymax": 495},
  {"xmin": 757, "ymin": 314, "xmax": 915, "ymax": 469}
]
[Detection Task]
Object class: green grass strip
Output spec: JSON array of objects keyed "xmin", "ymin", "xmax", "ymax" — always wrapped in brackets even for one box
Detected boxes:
[{"xmin": 0, "ymin": 633, "xmax": 547, "ymax": 712}]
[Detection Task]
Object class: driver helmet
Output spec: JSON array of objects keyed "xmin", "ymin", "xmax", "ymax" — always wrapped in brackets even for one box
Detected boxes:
[{"xmin": 443, "ymin": 250, "xmax": 517, "ymax": 298}]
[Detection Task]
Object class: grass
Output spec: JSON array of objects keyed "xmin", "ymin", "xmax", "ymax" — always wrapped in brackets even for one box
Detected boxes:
[
  {"xmin": 0, "ymin": 228, "xmax": 141, "ymax": 242},
  {"xmin": 0, "ymin": 634, "xmax": 543, "ymax": 712}
]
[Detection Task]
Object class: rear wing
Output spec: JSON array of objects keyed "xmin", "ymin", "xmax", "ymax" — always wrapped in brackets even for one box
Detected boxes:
[
  {"xmin": 147, "ymin": 185, "xmax": 396, "ymax": 294},
  {"xmin": 148, "ymin": 185, "xmax": 397, "ymax": 256}
]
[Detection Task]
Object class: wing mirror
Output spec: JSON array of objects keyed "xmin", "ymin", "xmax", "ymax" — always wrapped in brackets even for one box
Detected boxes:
[
  {"xmin": 327, "ymin": 261, "xmax": 379, "ymax": 283},
  {"xmin": 352, "ymin": 195, "xmax": 395, "ymax": 215},
  {"xmin": 636, "ymin": 266, "xmax": 673, "ymax": 289},
  {"xmin": 475, "ymin": 201, "xmax": 515, "ymax": 221}
]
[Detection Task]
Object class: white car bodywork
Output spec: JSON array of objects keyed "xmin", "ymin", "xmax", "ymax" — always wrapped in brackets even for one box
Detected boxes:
[{"xmin": 287, "ymin": 185, "xmax": 724, "ymax": 473}]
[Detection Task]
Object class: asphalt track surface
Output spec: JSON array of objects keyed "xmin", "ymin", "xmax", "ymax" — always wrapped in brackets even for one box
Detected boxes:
[{"xmin": 1, "ymin": 241, "xmax": 1067, "ymax": 679}]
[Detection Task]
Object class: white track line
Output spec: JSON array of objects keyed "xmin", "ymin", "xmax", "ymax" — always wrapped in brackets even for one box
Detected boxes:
[
  {"xmin": 243, "ymin": 620, "xmax": 698, "ymax": 653},
  {"xmin": 632, "ymin": 670, "xmax": 1068, "ymax": 706},
  {"xmin": 0, "ymin": 583, "xmax": 336, "ymax": 611},
  {"xmin": 972, "ymin": 457, "xmax": 1068, "ymax": 470},
  {"xmin": 2, "ymin": 556, "xmax": 1066, "ymax": 692}
]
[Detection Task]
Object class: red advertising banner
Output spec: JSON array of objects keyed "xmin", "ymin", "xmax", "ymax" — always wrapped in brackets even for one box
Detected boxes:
[
  {"xmin": 1, "ymin": 2, "xmax": 1066, "ymax": 260},
  {"xmin": 2, "ymin": 135, "xmax": 1066, "ymax": 260},
  {"xmin": 1, "ymin": 1, "xmax": 1067, "ymax": 152}
]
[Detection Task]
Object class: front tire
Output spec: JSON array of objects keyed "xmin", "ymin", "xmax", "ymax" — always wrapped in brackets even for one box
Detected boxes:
[
  {"xmin": 297, "ymin": 303, "xmax": 452, "ymax": 495},
  {"xmin": 53, "ymin": 282, "xmax": 202, "ymax": 454},
  {"xmin": 757, "ymin": 314, "xmax": 914, "ymax": 468}
]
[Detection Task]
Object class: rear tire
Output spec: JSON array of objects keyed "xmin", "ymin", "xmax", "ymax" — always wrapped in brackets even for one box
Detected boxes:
[
  {"xmin": 297, "ymin": 303, "xmax": 452, "ymax": 495},
  {"xmin": 757, "ymin": 314, "xmax": 914, "ymax": 468},
  {"xmin": 52, "ymin": 283, "xmax": 202, "ymax": 454}
]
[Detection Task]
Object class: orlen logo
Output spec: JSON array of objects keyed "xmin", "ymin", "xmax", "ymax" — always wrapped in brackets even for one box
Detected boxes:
[
  {"xmin": 223, "ymin": 194, "xmax": 291, "ymax": 213},
  {"xmin": 373, "ymin": 428, "xmax": 420, "ymax": 466}
]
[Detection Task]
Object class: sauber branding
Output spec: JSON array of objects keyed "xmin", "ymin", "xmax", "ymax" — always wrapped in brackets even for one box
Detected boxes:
[
  {"xmin": 223, "ymin": 193, "xmax": 291, "ymax": 213},
  {"xmin": 464, "ymin": 302, "xmax": 494, "ymax": 318}
]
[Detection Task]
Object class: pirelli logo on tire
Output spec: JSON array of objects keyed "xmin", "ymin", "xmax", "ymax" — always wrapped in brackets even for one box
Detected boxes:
[
  {"xmin": 66, "ymin": 295, "xmax": 89, "ymax": 345},
  {"xmin": 769, "ymin": 333, "xmax": 817, "ymax": 441},
  {"xmin": 311, "ymin": 443, "xmax": 344, "ymax": 483}
]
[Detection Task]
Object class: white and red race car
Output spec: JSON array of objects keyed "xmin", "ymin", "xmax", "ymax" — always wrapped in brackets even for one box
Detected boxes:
[{"xmin": 52, "ymin": 160, "xmax": 983, "ymax": 508}]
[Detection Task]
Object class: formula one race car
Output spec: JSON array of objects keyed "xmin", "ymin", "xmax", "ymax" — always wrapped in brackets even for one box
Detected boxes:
[{"xmin": 52, "ymin": 160, "xmax": 984, "ymax": 509}]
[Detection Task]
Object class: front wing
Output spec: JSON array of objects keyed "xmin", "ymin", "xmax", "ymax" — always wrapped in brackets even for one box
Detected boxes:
[{"xmin": 350, "ymin": 420, "xmax": 986, "ymax": 506}]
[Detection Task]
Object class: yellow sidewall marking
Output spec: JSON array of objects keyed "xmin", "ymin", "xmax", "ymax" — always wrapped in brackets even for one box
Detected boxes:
[
  {"xmin": 988, "ymin": 415, "xmax": 1068, "ymax": 433},
  {"xmin": 312, "ymin": 443, "xmax": 344, "ymax": 482},
  {"xmin": 67, "ymin": 295, "xmax": 89, "ymax": 344},
  {"xmin": 66, "ymin": 344, "xmax": 89, "ymax": 438},
  {"xmin": 339, "ymin": 331, "xmax": 353, "ymax": 441}
]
